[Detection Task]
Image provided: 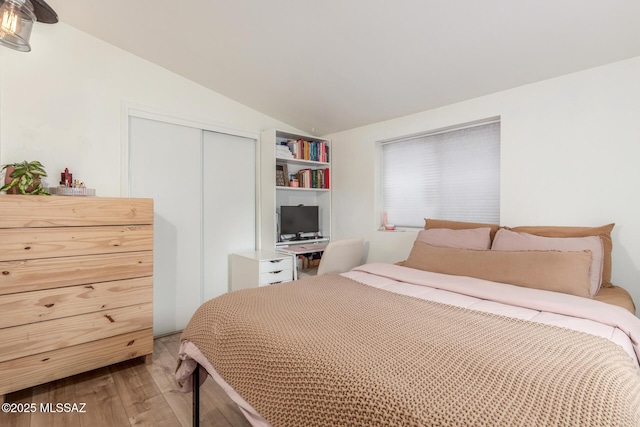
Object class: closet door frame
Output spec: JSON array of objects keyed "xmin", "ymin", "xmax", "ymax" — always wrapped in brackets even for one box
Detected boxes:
[
  {"xmin": 123, "ymin": 104, "xmax": 261, "ymax": 334},
  {"xmin": 120, "ymin": 102, "xmax": 261, "ymax": 244}
]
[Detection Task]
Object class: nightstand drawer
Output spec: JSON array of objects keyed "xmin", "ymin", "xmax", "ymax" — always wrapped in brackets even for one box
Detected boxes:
[
  {"xmin": 259, "ymin": 257, "xmax": 293, "ymax": 273},
  {"xmin": 259, "ymin": 269, "xmax": 293, "ymax": 286},
  {"xmin": 231, "ymin": 251, "xmax": 295, "ymax": 291}
]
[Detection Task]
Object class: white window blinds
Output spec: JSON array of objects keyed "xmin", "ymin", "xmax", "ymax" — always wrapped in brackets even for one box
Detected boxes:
[{"xmin": 381, "ymin": 121, "xmax": 500, "ymax": 227}]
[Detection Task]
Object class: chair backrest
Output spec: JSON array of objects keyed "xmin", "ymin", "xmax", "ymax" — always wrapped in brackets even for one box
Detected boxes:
[{"xmin": 317, "ymin": 237, "xmax": 365, "ymax": 276}]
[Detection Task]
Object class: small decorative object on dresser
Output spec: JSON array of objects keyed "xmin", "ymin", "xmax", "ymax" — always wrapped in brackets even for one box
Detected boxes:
[
  {"xmin": 49, "ymin": 167, "xmax": 96, "ymax": 196},
  {"xmin": 0, "ymin": 196, "xmax": 154, "ymax": 402}
]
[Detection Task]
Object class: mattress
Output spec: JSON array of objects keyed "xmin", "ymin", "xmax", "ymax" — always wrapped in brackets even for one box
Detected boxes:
[
  {"xmin": 594, "ymin": 285, "xmax": 636, "ymax": 313},
  {"xmin": 177, "ymin": 263, "xmax": 640, "ymax": 426}
]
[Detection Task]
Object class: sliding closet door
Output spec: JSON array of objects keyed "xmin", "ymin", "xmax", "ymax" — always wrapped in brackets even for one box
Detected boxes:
[
  {"xmin": 129, "ymin": 116, "xmax": 203, "ymax": 335},
  {"xmin": 202, "ymin": 131, "xmax": 256, "ymax": 301},
  {"xmin": 129, "ymin": 115, "xmax": 257, "ymax": 336}
]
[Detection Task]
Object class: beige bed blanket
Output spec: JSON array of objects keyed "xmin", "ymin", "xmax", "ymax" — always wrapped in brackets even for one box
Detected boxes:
[{"xmin": 179, "ymin": 274, "xmax": 640, "ymax": 426}]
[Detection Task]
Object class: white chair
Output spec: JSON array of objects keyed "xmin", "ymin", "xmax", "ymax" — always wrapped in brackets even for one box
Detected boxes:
[{"xmin": 298, "ymin": 238, "xmax": 365, "ymax": 278}]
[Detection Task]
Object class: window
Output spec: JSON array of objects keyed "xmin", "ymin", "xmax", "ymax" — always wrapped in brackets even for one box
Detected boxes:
[{"xmin": 381, "ymin": 120, "xmax": 500, "ymax": 228}]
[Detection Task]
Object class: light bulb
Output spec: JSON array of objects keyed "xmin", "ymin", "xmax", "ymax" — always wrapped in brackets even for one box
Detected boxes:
[
  {"xmin": 1, "ymin": 8, "xmax": 20, "ymax": 34},
  {"xmin": 0, "ymin": 0, "xmax": 35, "ymax": 52}
]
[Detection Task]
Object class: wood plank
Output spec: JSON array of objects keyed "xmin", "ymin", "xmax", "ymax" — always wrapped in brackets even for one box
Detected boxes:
[
  {"xmin": 110, "ymin": 358, "xmax": 181, "ymax": 426},
  {"xmin": 0, "ymin": 277, "xmax": 152, "ymax": 329},
  {"xmin": 0, "ymin": 387, "xmax": 32, "ymax": 427},
  {"xmin": 0, "ymin": 225, "xmax": 153, "ymax": 262},
  {"xmin": 0, "ymin": 304, "xmax": 153, "ymax": 363},
  {"xmin": 0, "ymin": 196, "xmax": 153, "ymax": 228},
  {"xmin": 151, "ymin": 335, "xmax": 251, "ymax": 427},
  {"xmin": 73, "ymin": 368, "xmax": 130, "ymax": 427},
  {"xmin": 209, "ymin": 376, "xmax": 252, "ymax": 423},
  {"xmin": 0, "ymin": 251, "xmax": 153, "ymax": 296},
  {"xmin": 200, "ymin": 381, "xmax": 251, "ymax": 427},
  {"xmin": 1, "ymin": 334, "xmax": 252, "ymax": 427},
  {"xmin": 0, "ymin": 329, "xmax": 153, "ymax": 397},
  {"xmin": 30, "ymin": 377, "xmax": 81, "ymax": 427},
  {"xmin": 147, "ymin": 338, "xmax": 198, "ymax": 427},
  {"xmin": 147, "ymin": 338, "xmax": 180, "ymax": 394},
  {"xmin": 158, "ymin": 332, "xmax": 183, "ymax": 356}
]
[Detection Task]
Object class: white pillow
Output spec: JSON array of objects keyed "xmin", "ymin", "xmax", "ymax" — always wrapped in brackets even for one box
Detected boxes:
[{"xmin": 491, "ymin": 228, "xmax": 604, "ymax": 296}]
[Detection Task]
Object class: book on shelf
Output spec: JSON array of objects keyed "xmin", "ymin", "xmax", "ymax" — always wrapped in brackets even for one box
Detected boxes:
[
  {"xmin": 291, "ymin": 167, "xmax": 330, "ymax": 189},
  {"xmin": 275, "ymin": 143, "xmax": 294, "ymax": 159},
  {"xmin": 297, "ymin": 168, "xmax": 312, "ymax": 188},
  {"xmin": 280, "ymin": 139, "xmax": 329, "ymax": 163}
]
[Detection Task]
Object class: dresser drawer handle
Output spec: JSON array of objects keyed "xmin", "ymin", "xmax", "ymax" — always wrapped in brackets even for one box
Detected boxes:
[
  {"xmin": 270, "ymin": 270, "xmax": 283, "ymax": 274},
  {"xmin": 269, "ymin": 259, "xmax": 284, "ymax": 263}
]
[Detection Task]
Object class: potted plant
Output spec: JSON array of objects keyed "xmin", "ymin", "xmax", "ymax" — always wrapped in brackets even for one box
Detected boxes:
[{"xmin": 1, "ymin": 160, "xmax": 50, "ymax": 195}]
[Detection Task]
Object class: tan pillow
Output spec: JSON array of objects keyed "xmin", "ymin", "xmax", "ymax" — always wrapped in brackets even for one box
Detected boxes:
[
  {"xmin": 508, "ymin": 224, "xmax": 614, "ymax": 287},
  {"xmin": 405, "ymin": 241, "xmax": 593, "ymax": 298},
  {"xmin": 424, "ymin": 218, "xmax": 501, "ymax": 242},
  {"xmin": 416, "ymin": 228, "xmax": 492, "ymax": 250},
  {"xmin": 491, "ymin": 228, "xmax": 604, "ymax": 296}
]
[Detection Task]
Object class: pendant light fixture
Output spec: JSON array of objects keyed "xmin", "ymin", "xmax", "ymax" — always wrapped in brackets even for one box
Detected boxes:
[{"xmin": 0, "ymin": 0, "xmax": 57, "ymax": 52}]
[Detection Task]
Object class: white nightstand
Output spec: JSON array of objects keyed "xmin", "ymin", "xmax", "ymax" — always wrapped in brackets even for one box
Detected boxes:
[{"xmin": 231, "ymin": 250, "xmax": 294, "ymax": 291}]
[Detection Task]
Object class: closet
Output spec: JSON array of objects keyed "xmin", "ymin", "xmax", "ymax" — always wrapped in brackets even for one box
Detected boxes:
[{"xmin": 129, "ymin": 114, "xmax": 256, "ymax": 336}]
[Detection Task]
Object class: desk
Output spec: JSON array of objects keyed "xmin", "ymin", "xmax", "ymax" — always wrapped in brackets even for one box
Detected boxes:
[
  {"xmin": 278, "ymin": 243, "xmax": 328, "ymax": 254},
  {"xmin": 277, "ymin": 243, "xmax": 328, "ymax": 279}
]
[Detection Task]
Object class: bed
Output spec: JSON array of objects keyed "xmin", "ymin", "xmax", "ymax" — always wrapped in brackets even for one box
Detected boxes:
[{"xmin": 176, "ymin": 221, "xmax": 640, "ymax": 426}]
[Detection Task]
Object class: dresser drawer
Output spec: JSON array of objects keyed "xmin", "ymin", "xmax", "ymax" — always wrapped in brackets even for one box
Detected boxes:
[
  {"xmin": 231, "ymin": 251, "xmax": 295, "ymax": 291},
  {"xmin": 0, "ymin": 277, "xmax": 152, "ymax": 329},
  {"xmin": 259, "ymin": 269, "xmax": 293, "ymax": 286},
  {"xmin": 0, "ymin": 329, "xmax": 153, "ymax": 398},
  {"xmin": 0, "ymin": 251, "xmax": 153, "ymax": 296},
  {"xmin": 0, "ymin": 303, "xmax": 153, "ymax": 363},
  {"xmin": 0, "ymin": 225, "xmax": 153, "ymax": 262},
  {"xmin": 259, "ymin": 257, "xmax": 293, "ymax": 273}
]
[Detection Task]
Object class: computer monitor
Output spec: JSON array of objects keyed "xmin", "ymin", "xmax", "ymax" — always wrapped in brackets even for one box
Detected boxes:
[{"xmin": 280, "ymin": 205, "xmax": 319, "ymax": 238}]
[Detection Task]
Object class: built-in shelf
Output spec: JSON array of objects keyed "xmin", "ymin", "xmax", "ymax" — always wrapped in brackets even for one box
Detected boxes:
[
  {"xmin": 260, "ymin": 129, "xmax": 332, "ymax": 250},
  {"xmin": 276, "ymin": 157, "xmax": 329, "ymax": 167},
  {"xmin": 276, "ymin": 186, "xmax": 330, "ymax": 192}
]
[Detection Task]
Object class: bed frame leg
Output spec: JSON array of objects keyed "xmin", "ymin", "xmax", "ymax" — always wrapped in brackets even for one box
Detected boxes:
[{"xmin": 193, "ymin": 363, "xmax": 200, "ymax": 427}]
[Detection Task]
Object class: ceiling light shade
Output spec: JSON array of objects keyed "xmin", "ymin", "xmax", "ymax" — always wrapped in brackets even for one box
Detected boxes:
[{"xmin": 0, "ymin": 0, "xmax": 36, "ymax": 52}]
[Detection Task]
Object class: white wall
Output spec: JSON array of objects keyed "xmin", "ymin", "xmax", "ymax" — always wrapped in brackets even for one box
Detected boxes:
[
  {"xmin": 2, "ymin": 23, "xmax": 639, "ymax": 310},
  {"xmin": 327, "ymin": 56, "xmax": 640, "ymax": 309},
  {"xmin": 0, "ymin": 22, "xmax": 301, "ymax": 195}
]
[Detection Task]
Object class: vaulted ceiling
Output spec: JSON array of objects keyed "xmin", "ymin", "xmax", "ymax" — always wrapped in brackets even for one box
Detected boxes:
[{"xmin": 48, "ymin": 0, "xmax": 640, "ymax": 135}]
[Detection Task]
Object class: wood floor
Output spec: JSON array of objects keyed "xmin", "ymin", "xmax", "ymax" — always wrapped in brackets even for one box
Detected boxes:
[{"xmin": 0, "ymin": 333, "xmax": 252, "ymax": 427}]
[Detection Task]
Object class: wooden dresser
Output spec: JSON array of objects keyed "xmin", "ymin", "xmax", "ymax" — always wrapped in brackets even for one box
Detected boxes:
[{"xmin": 0, "ymin": 196, "xmax": 154, "ymax": 401}]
